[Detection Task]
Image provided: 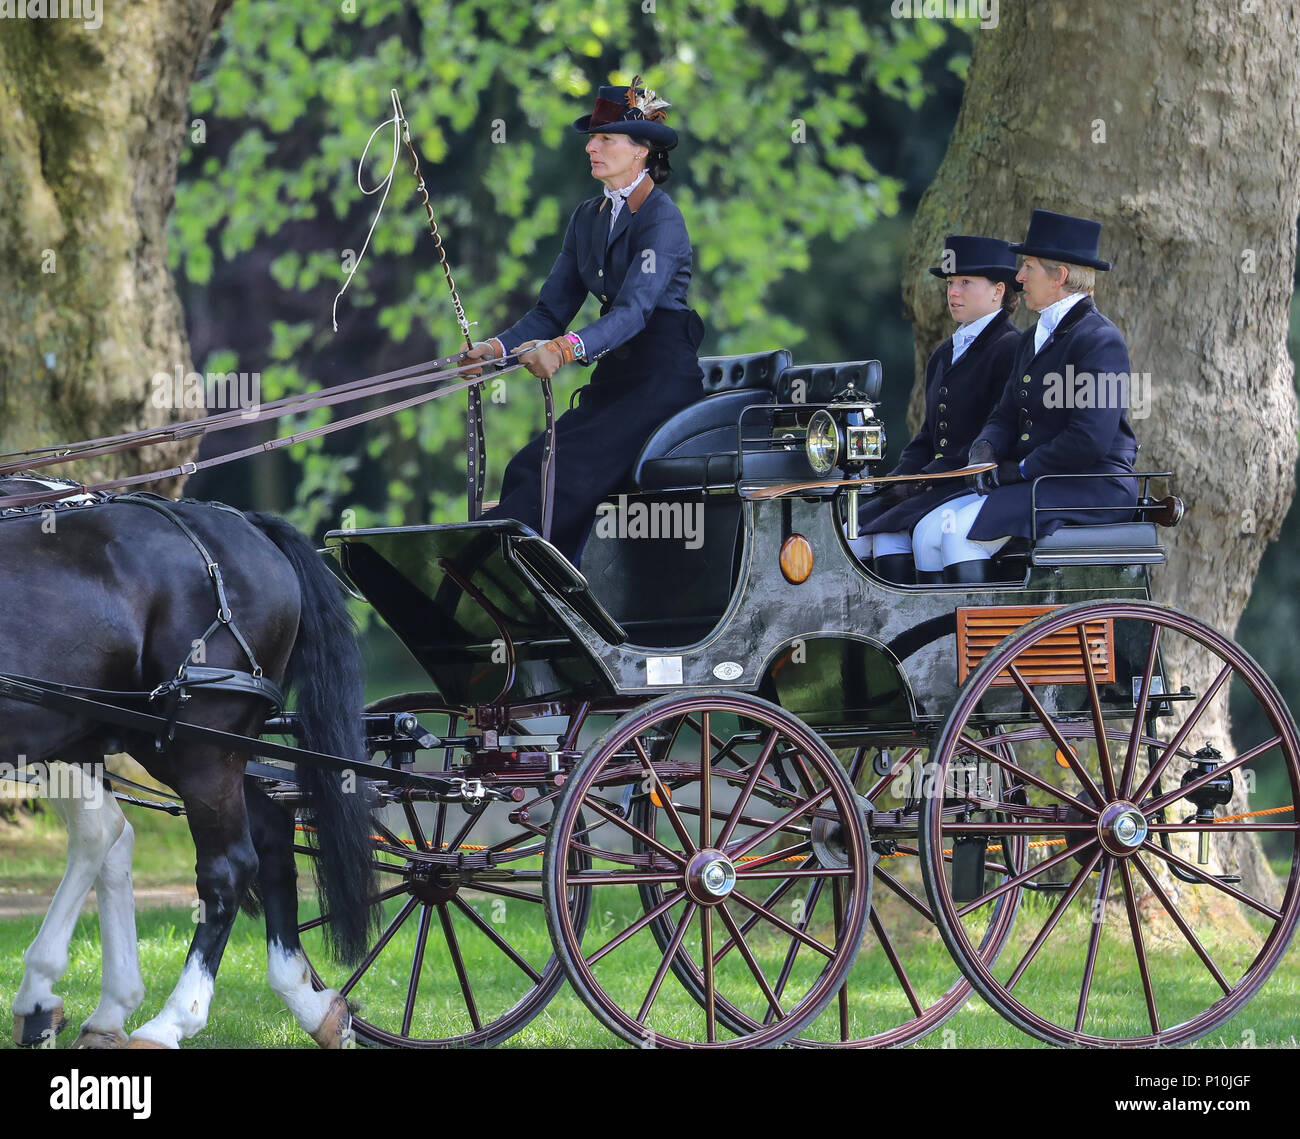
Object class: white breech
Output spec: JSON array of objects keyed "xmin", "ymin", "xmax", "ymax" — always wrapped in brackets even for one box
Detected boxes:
[
  {"xmin": 912, "ymin": 493, "xmax": 1011, "ymax": 571},
  {"xmin": 847, "ymin": 530, "xmax": 912, "ymax": 561}
]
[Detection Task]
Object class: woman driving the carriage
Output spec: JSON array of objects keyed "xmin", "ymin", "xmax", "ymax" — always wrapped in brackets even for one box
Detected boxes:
[
  {"xmin": 850, "ymin": 234, "xmax": 1021, "ymax": 584},
  {"xmin": 464, "ymin": 77, "xmax": 705, "ymax": 562},
  {"xmin": 910, "ymin": 209, "xmax": 1139, "ymax": 583}
]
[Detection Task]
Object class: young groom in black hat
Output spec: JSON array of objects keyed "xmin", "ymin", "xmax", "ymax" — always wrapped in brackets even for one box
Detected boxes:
[
  {"xmin": 853, "ymin": 234, "xmax": 1021, "ymax": 584},
  {"xmin": 910, "ymin": 208, "xmax": 1139, "ymax": 582}
]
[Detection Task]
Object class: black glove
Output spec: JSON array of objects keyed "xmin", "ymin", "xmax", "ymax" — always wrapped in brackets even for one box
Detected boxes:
[
  {"xmin": 996, "ymin": 459, "xmax": 1024, "ymax": 485},
  {"xmin": 969, "ymin": 440, "xmax": 998, "ymax": 496},
  {"xmin": 877, "ymin": 480, "xmax": 915, "ymax": 507}
]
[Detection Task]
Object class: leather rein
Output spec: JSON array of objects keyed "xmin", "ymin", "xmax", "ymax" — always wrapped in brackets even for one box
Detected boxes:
[{"xmin": 0, "ymin": 89, "xmax": 559, "ymax": 540}]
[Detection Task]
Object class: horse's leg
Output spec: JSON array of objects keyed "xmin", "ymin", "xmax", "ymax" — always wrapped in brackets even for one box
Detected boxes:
[
  {"xmin": 12, "ymin": 756, "xmax": 120, "ymax": 1046},
  {"xmin": 127, "ymin": 751, "xmax": 257, "ymax": 1049},
  {"xmin": 246, "ymin": 783, "xmax": 353, "ymax": 1048},
  {"xmin": 71, "ymin": 787, "xmax": 145, "ymax": 1048}
]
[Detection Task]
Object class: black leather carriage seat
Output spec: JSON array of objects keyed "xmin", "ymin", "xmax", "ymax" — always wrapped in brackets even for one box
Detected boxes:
[{"xmin": 632, "ymin": 354, "xmax": 884, "ymax": 492}]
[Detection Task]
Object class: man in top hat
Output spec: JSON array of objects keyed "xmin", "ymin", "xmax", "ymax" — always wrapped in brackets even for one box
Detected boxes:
[
  {"xmin": 853, "ymin": 234, "xmax": 1022, "ymax": 584},
  {"xmin": 910, "ymin": 208, "xmax": 1139, "ymax": 582},
  {"xmin": 463, "ymin": 77, "xmax": 705, "ymax": 562}
]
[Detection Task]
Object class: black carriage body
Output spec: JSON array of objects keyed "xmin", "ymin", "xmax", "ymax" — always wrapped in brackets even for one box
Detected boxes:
[{"xmin": 327, "ymin": 490, "xmax": 1160, "ymax": 739}]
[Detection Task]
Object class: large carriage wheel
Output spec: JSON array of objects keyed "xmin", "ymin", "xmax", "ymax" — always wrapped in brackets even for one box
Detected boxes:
[
  {"xmin": 635, "ymin": 738, "xmax": 1025, "ymax": 1046},
  {"xmin": 542, "ymin": 691, "xmax": 871, "ymax": 1048},
  {"xmin": 792, "ymin": 737, "xmax": 1025, "ymax": 1046},
  {"xmin": 296, "ymin": 694, "xmax": 589, "ymax": 1048},
  {"xmin": 920, "ymin": 600, "xmax": 1300, "ymax": 1046}
]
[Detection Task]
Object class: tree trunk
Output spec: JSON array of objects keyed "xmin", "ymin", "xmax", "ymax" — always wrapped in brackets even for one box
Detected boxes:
[
  {"xmin": 905, "ymin": 1, "xmax": 1300, "ymax": 908},
  {"xmin": 0, "ymin": 1, "xmax": 232, "ymax": 487}
]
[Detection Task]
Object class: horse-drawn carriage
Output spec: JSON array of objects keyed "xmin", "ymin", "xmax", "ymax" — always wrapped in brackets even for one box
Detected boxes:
[
  {"xmin": 267, "ymin": 348, "xmax": 1298, "ymax": 1048},
  {"xmin": 3, "ymin": 348, "xmax": 1296, "ymax": 1049}
]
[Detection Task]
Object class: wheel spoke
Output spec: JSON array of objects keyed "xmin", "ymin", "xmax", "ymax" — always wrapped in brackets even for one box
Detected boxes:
[
  {"xmin": 862, "ymin": 746, "xmax": 922, "ymax": 802},
  {"xmin": 1007, "ymin": 665, "xmax": 1106, "ymax": 805},
  {"xmin": 1121, "ymin": 624, "xmax": 1162, "ymax": 796},
  {"xmin": 731, "ymin": 840, "xmax": 813, "ymax": 874},
  {"xmin": 444, "ymin": 805, "xmax": 486, "ymax": 859},
  {"xmin": 730, "ymin": 888, "xmax": 835, "ymax": 959},
  {"xmin": 437, "ymin": 903, "xmax": 481, "ymax": 1032},
  {"xmin": 712, "ymin": 865, "xmax": 809, "ymax": 968},
  {"xmin": 955, "ymin": 837, "xmax": 1100, "ymax": 918},
  {"xmin": 1129, "ymin": 853, "xmax": 1231, "ymax": 995},
  {"xmin": 699, "ymin": 711, "xmax": 712, "ymax": 849},
  {"xmin": 631, "ymin": 736, "xmax": 696, "ymax": 854},
  {"xmin": 581, "ymin": 794, "xmax": 687, "ymax": 865},
  {"xmin": 402, "ymin": 798, "xmax": 429, "ymax": 853},
  {"xmin": 1118, "ymin": 860, "xmax": 1160, "ymax": 1034},
  {"xmin": 1132, "ymin": 662, "xmax": 1233, "ymax": 804},
  {"xmin": 768, "ymin": 878, "xmax": 826, "ymax": 1015},
  {"xmin": 870, "ymin": 907, "xmax": 925, "ymax": 1019},
  {"xmin": 475, "ymin": 882, "xmax": 545, "ymax": 905},
  {"xmin": 450, "ymin": 895, "xmax": 543, "ymax": 984},
  {"xmin": 717, "ymin": 728, "xmax": 781, "ymax": 849},
  {"xmin": 730, "ymin": 786, "xmax": 834, "ymax": 859},
  {"xmin": 956, "ymin": 735, "xmax": 1099, "ymax": 817},
  {"xmin": 700, "ymin": 907, "xmax": 717, "ymax": 1043},
  {"xmin": 1005, "ymin": 847, "xmax": 1103, "ymax": 991},
  {"xmin": 373, "ymin": 815, "xmax": 415, "ymax": 853},
  {"xmin": 1077, "ymin": 624, "xmax": 1118, "ymax": 799},
  {"xmin": 1139, "ymin": 840, "xmax": 1282, "ymax": 920},
  {"xmin": 714, "ymin": 903, "xmax": 787, "ymax": 1025},
  {"xmin": 340, "ymin": 896, "xmax": 419, "ymax": 997},
  {"xmin": 564, "ymin": 870, "xmax": 684, "ymax": 885},
  {"xmin": 876, "ymin": 866, "xmax": 935, "ymax": 923},
  {"xmin": 298, "ymin": 882, "xmax": 406, "ymax": 934},
  {"xmin": 587, "ymin": 889, "xmax": 688, "ymax": 966},
  {"xmin": 637, "ymin": 902, "xmax": 698, "ymax": 1023},
  {"xmin": 401, "ymin": 903, "xmax": 433, "ymax": 1036},
  {"xmin": 1075, "ymin": 858, "xmax": 1116, "ymax": 1033}
]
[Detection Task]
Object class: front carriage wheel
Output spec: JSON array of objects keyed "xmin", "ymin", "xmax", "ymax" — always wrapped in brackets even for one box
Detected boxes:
[
  {"xmin": 296, "ymin": 694, "xmax": 589, "ymax": 1048},
  {"xmin": 920, "ymin": 600, "xmax": 1300, "ymax": 1046},
  {"xmin": 542, "ymin": 692, "xmax": 872, "ymax": 1048}
]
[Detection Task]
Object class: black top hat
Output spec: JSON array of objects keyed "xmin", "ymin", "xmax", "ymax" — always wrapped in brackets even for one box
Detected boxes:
[
  {"xmin": 1008, "ymin": 208, "xmax": 1111, "ymax": 271},
  {"xmin": 573, "ymin": 76, "xmax": 678, "ymax": 150},
  {"xmin": 928, "ymin": 234, "xmax": 1023, "ymax": 290}
]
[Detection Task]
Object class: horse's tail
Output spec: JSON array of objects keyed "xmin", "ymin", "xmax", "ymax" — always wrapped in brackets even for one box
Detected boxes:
[{"xmin": 243, "ymin": 511, "xmax": 378, "ymax": 964}]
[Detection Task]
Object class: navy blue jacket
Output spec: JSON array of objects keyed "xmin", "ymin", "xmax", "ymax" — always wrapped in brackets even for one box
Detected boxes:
[
  {"xmin": 968, "ymin": 295, "xmax": 1138, "ymax": 541},
  {"xmin": 496, "ymin": 177, "xmax": 693, "ymax": 363},
  {"xmin": 859, "ymin": 308, "xmax": 1019, "ymax": 535}
]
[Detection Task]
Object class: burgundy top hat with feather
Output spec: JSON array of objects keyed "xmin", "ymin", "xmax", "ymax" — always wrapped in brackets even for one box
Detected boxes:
[{"xmin": 573, "ymin": 75, "xmax": 678, "ymax": 150}]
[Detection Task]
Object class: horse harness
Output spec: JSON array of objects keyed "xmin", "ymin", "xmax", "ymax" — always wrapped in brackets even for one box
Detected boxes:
[{"xmin": 0, "ymin": 483, "xmax": 284, "ymax": 755}]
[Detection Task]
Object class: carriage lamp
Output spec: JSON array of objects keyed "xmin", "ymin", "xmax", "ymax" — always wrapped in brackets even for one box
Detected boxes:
[
  {"xmin": 1181, "ymin": 743, "xmax": 1235, "ymax": 864},
  {"xmin": 805, "ymin": 391, "xmax": 886, "ymax": 540}
]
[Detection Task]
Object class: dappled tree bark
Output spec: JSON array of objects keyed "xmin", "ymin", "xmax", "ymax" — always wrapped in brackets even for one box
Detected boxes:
[
  {"xmin": 905, "ymin": 1, "xmax": 1300, "ymax": 908},
  {"xmin": 0, "ymin": 1, "xmax": 233, "ymax": 487}
]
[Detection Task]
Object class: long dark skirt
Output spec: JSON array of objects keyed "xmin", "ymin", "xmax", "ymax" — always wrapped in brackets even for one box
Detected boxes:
[{"xmin": 483, "ymin": 309, "xmax": 705, "ymax": 561}]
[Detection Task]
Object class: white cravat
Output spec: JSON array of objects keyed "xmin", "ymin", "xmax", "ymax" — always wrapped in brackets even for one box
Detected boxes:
[
  {"xmin": 1033, "ymin": 291, "xmax": 1088, "ymax": 353},
  {"xmin": 951, "ymin": 309, "xmax": 998, "ymax": 364},
  {"xmin": 603, "ymin": 169, "xmax": 648, "ymax": 226}
]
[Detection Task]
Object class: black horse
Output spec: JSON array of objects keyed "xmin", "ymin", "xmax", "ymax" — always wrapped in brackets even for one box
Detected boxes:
[{"xmin": 1, "ymin": 478, "xmax": 377, "ymax": 1048}]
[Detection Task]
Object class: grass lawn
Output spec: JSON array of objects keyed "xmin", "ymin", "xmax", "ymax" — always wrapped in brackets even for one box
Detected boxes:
[{"xmin": 2, "ymin": 883, "xmax": 1297, "ymax": 1049}]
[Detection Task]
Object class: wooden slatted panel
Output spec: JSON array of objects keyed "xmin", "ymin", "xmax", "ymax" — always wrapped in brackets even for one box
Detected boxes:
[{"xmin": 956, "ymin": 605, "xmax": 1114, "ymax": 686}]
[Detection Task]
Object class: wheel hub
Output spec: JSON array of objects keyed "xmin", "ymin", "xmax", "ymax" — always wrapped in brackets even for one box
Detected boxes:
[
  {"xmin": 684, "ymin": 849, "xmax": 737, "ymax": 905},
  {"xmin": 1097, "ymin": 801, "xmax": 1149, "ymax": 857},
  {"xmin": 407, "ymin": 866, "xmax": 461, "ymax": 903}
]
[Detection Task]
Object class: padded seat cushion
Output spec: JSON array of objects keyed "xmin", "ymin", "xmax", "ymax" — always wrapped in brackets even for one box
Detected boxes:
[
  {"xmin": 633, "ymin": 389, "xmax": 777, "ymax": 487},
  {"xmin": 1035, "ymin": 522, "xmax": 1158, "ymax": 548}
]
